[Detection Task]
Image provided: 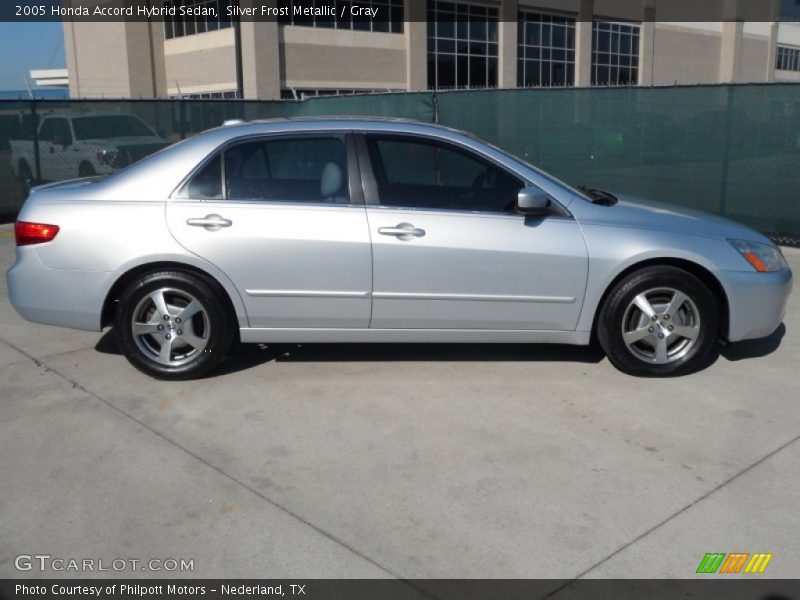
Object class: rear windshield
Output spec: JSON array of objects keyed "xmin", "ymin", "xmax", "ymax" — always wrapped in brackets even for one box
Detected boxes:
[{"xmin": 73, "ymin": 116, "xmax": 156, "ymax": 140}]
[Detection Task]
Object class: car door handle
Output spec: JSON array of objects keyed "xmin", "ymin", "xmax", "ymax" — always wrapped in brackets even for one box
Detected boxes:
[
  {"xmin": 378, "ymin": 223, "xmax": 425, "ymax": 239},
  {"xmin": 186, "ymin": 214, "xmax": 232, "ymax": 230}
]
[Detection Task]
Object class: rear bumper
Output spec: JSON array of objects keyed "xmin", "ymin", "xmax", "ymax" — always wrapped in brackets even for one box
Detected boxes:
[
  {"xmin": 723, "ymin": 266, "xmax": 792, "ymax": 342},
  {"xmin": 6, "ymin": 247, "xmax": 109, "ymax": 332}
]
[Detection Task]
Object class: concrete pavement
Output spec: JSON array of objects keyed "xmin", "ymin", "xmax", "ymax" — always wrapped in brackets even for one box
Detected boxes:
[{"xmin": 0, "ymin": 222, "xmax": 798, "ymax": 580}]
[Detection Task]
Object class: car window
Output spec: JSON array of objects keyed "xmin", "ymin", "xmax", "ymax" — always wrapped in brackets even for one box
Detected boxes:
[
  {"xmin": 38, "ymin": 119, "xmax": 55, "ymax": 142},
  {"xmin": 365, "ymin": 135, "xmax": 523, "ymax": 213},
  {"xmin": 225, "ymin": 136, "xmax": 350, "ymax": 204},
  {"xmin": 50, "ymin": 119, "xmax": 73, "ymax": 145},
  {"xmin": 72, "ymin": 115, "xmax": 155, "ymax": 140},
  {"xmin": 177, "ymin": 153, "xmax": 222, "ymax": 200}
]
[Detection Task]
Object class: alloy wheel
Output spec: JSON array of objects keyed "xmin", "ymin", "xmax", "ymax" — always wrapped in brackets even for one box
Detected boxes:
[
  {"xmin": 131, "ymin": 287, "xmax": 210, "ymax": 366},
  {"xmin": 621, "ymin": 287, "xmax": 701, "ymax": 364}
]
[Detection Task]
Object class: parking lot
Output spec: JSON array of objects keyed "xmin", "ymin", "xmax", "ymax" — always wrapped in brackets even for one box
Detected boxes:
[{"xmin": 0, "ymin": 221, "xmax": 798, "ymax": 580}]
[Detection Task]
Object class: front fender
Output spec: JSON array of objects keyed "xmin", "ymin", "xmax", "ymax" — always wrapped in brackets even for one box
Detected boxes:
[{"xmin": 575, "ymin": 225, "xmax": 742, "ymax": 334}]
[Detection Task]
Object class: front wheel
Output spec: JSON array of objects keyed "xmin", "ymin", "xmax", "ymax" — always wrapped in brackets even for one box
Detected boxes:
[
  {"xmin": 597, "ymin": 266, "xmax": 720, "ymax": 376},
  {"xmin": 113, "ymin": 271, "xmax": 234, "ymax": 380}
]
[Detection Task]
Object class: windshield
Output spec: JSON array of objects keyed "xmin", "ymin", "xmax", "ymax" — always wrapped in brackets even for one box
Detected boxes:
[
  {"xmin": 72, "ymin": 115, "xmax": 157, "ymax": 140},
  {"xmin": 460, "ymin": 130, "xmax": 593, "ymax": 202}
]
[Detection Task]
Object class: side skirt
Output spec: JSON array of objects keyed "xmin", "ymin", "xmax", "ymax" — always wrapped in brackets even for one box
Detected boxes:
[{"xmin": 239, "ymin": 328, "xmax": 591, "ymax": 345}]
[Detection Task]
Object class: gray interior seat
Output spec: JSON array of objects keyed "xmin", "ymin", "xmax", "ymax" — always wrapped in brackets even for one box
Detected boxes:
[{"xmin": 320, "ymin": 161, "xmax": 344, "ymax": 198}]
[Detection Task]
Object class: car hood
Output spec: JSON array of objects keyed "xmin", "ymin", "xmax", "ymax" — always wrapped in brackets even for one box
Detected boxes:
[{"xmin": 573, "ymin": 193, "xmax": 774, "ymax": 245}]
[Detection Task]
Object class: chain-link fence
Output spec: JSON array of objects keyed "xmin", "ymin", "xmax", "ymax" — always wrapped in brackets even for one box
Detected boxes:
[{"xmin": 2, "ymin": 84, "xmax": 799, "ymax": 242}]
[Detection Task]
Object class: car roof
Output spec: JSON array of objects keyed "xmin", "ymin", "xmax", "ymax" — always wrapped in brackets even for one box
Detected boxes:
[{"xmin": 208, "ymin": 116, "xmax": 469, "ymax": 138}]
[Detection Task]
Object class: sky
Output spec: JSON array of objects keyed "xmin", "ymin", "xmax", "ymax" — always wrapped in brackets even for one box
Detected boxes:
[{"xmin": 0, "ymin": 22, "xmax": 65, "ymax": 91}]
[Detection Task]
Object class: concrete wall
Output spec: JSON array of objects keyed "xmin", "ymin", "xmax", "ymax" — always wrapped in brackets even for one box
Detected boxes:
[
  {"xmin": 64, "ymin": 22, "xmax": 134, "ymax": 98},
  {"xmin": 740, "ymin": 35, "xmax": 771, "ymax": 82},
  {"xmin": 279, "ymin": 27, "xmax": 407, "ymax": 90},
  {"xmin": 519, "ymin": 0, "xmax": 582, "ymax": 12},
  {"xmin": 64, "ymin": 20, "xmax": 165, "ymax": 98},
  {"xmin": 650, "ymin": 23, "xmax": 722, "ymax": 84},
  {"xmin": 165, "ymin": 29, "xmax": 237, "ymax": 96}
]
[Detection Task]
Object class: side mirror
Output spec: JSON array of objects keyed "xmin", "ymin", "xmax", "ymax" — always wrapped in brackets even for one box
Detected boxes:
[{"xmin": 516, "ymin": 187, "xmax": 554, "ymax": 216}]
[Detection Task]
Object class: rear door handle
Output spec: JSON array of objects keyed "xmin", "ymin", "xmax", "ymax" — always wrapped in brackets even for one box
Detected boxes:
[
  {"xmin": 378, "ymin": 223, "xmax": 425, "ymax": 240},
  {"xmin": 186, "ymin": 214, "xmax": 232, "ymax": 231}
]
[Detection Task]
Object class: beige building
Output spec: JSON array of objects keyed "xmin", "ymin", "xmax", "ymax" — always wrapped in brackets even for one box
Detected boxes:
[{"xmin": 62, "ymin": 0, "xmax": 800, "ymax": 100}]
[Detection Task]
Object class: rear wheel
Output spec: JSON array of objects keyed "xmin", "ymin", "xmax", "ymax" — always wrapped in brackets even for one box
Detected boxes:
[
  {"xmin": 113, "ymin": 271, "xmax": 234, "ymax": 380},
  {"xmin": 597, "ymin": 266, "xmax": 720, "ymax": 376}
]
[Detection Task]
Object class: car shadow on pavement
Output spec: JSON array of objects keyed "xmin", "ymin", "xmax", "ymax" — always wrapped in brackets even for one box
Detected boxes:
[
  {"xmin": 720, "ymin": 323, "xmax": 786, "ymax": 362},
  {"xmin": 94, "ymin": 330, "xmax": 607, "ymax": 377},
  {"xmin": 94, "ymin": 322, "xmax": 786, "ymax": 378}
]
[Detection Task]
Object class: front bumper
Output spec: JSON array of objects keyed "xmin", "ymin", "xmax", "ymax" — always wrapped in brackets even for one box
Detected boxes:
[
  {"xmin": 723, "ymin": 266, "xmax": 793, "ymax": 342},
  {"xmin": 6, "ymin": 247, "xmax": 110, "ymax": 332}
]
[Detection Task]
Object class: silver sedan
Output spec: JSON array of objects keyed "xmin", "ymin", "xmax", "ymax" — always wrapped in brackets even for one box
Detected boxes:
[{"xmin": 6, "ymin": 118, "xmax": 792, "ymax": 379}]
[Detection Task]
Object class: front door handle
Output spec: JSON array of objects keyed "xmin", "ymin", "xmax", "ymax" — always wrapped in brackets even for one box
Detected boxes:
[
  {"xmin": 186, "ymin": 214, "xmax": 232, "ymax": 231},
  {"xmin": 378, "ymin": 223, "xmax": 425, "ymax": 240}
]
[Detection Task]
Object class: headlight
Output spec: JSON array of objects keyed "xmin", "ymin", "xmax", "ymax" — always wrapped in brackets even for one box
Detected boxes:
[
  {"xmin": 728, "ymin": 239, "xmax": 787, "ymax": 272},
  {"xmin": 96, "ymin": 149, "xmax": 120, "ymax": 167}
]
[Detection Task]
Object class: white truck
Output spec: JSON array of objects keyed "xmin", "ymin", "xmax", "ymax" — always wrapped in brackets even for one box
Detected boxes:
[{"xmin": 11, "ymin": 112, "xmax": 169, "ymax": 193}]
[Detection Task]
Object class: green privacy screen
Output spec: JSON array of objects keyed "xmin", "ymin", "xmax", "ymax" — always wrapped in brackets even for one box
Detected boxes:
[
  {"xmin": 1, "ymin": 84, "xmax": 798, "ymax": 241},
  {"xmin": 435, "ymin": 85, "xmax": 800, "ymax": 240}
]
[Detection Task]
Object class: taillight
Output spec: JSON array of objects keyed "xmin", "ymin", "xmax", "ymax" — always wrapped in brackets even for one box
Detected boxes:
[{"xmin": 15, "ymin": 221, "xmax": 60, "ymax": 246}]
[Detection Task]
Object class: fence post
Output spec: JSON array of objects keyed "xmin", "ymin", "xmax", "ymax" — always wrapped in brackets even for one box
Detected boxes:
[
  {"xmin": 179, "ymin": 99, "xmax": 186, "ymax": 140},
  {"xmin": 719, "ymin": 85, "xmax": 735, "ymax": 216},
  {"xmin": 432, "ymin": 90, "xmax": 439, "ymax": 124},
  {"xmin": 30, "ymin": 99, "xmax": 41, "ymax": 185}
]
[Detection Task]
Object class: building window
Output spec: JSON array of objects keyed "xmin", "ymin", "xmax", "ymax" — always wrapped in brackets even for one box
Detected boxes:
[
  {"xmin": 171, "ymin": 91, "xmax": 240, "ymax": 99},
  {"xmin": 427, "ymin": 0, "xmax": 499, "ymax": 89},
  {"xmin": 591, "ymin": 21, "xmax": 640, "ymax": 85},
  {"xmin": 164, "ymin": 0, "xmax": 236, "ymax": 39},
  {"xmin": 777, "ymin": 45, "xmax": 800, "ymax": 71},
  {"xmin": 278, "ymin": 0, "xmax": 404, "ymax": 34},
  {"xmin": 517, "ymin": 12, "xmax": 576, "ymax": 87},
  {"xmin": 280, "ymin": 88, "xmax": 396, "ymax": 100}
]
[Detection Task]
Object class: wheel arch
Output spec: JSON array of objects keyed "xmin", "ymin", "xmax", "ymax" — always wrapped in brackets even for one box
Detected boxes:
[
  {"xmin": 101, "ymin": 261, "xmax": 245, "ymax": 337},
  {"xmin": 78, "ymin": 160, "xmax": 96, "ymax": 176},
  {"xmin": 591, "ymin": 257, "xmax": 730, "ymax": 341}
]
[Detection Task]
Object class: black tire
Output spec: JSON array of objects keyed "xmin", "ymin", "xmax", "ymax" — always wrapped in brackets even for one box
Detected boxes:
[
  {"xmin": 79, "ymin": 162, "xmax": 96, "ymax": 178},
  {"xmin": 113, "ymin": 270, "xmax": 235, "ymax": 380},
  {"xmin": 18, "ymin": 160, "xmax": 33, "ymax": 195},
  {"xmin": 597, "ymin": 266, "xmax": 720, "ymax": 377}
]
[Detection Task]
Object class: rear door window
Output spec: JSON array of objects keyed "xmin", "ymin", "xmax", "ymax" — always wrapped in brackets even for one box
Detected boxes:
[
  {"xmin": 224, "ymin": 136, "xmax": 350, "ymax": 204},
  {"xmin": 177, "ymin": 153, "xmax": 223, "ymax": 200}
]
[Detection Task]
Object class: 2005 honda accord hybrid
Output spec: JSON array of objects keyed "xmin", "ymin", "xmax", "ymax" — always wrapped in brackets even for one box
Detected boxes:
[{"xmin": 6, "ymin": 118, "xmax": 792, "ymax": 379}]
